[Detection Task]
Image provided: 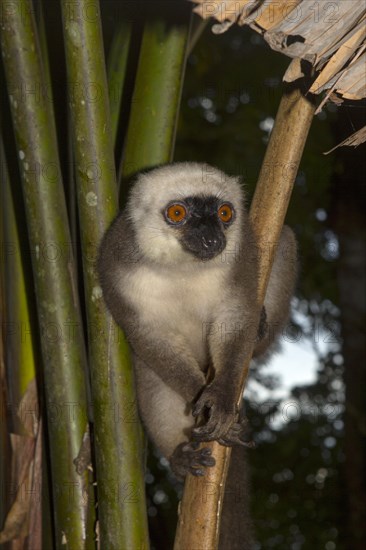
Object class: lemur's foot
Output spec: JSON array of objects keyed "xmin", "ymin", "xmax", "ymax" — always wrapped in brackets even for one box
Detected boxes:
[
  {"xmin": 218, "ymin": 417, "xmax": 255, "ymax": 448},
  {"xmin": 170, "ymin": 441, "xmax": 215, "ymax": 480}
]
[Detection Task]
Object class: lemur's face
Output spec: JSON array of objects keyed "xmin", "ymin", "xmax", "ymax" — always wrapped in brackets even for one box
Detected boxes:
[
  {"xmin": 127, "ymin": 163, "xmax": 245, "ymax": 265},
  {"xmin": 162, "ymin": 195, "xmax": 236, "ymax": 261}
]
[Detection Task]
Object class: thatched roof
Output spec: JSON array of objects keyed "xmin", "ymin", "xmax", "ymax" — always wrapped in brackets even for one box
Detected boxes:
[{"xmin": 190, "ymin": 1, "xmax": 366, "ymax": 104}]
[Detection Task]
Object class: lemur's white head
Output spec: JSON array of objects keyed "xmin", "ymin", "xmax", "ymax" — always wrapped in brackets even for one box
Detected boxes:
[{"xmin": 127, "ymin": 163, "xmax": 246, "ymax": 266}]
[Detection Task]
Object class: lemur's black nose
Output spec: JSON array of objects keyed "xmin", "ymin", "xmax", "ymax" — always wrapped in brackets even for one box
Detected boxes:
[{"xmin": 202, "ymin": 236, "xmax": 218, "ymax": 249}]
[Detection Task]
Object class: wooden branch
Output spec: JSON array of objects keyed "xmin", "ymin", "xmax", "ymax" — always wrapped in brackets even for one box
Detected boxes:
[
  {"xmin": 174, "ymin": 85, "xmax": 316, "ymax": 549},
  {"xmin": 250, "ymin": 86, "xmax": 316, "ymax": 301}
]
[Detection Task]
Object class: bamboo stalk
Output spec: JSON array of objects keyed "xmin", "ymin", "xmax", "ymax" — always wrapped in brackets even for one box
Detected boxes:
[
  {"xmin": 35, "ymin": 0, "xmax": 54, "ymax": 107},
  {"xmin": 0, "ymin": 322, "xmax": 10, "ymax": 539},
  {"xmin": 107, "ymin": 21, "xmax": 132, "ymax": 147},
  {"xmin": 0, "ymin": 2, "xmax": 95, "ymax": 547},
  {"xmin": 0, "ymin": 136, "xmax": 36, "ymax": 419},
  {"xmin": 120, "ymin": 5, "xmax": 191, "ymax": 181},
  {"xmin": 0, "ymin": 184, "xmax": 10, "ymax": 536},
  {"xmin": 59, "ymin": 1, "xmax": 149, "ymax": 548},
  {"xmin": 1, "ymin": 134, "xmax": 53, "ymax": 549},
  {"xmin": 174, "ymin": 86, "xmax": 316, "ymax": 549}
]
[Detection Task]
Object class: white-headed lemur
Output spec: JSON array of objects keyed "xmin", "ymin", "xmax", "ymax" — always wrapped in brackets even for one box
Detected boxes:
[{"xmin": 98, "ymin": 163, "xmax": 297, "ymax": 547}]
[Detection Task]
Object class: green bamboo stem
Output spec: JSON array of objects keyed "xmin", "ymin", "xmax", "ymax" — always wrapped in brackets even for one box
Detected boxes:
[
  {"xmin": 0, "ymin": 358, "xmax": 10, "ymax": 534},
  {"xmin": 107, "ymin": 21, "xmax": 132, "ymax": 147},
  {"xmin": 0, "ymin": 387, "xmax": 8, "ymax": 533},
  {"xmin": 121, "ymin": 7, "xmax": 191, "ymax": 180},
  {"xmin": 0, "ymin": 136, "xmax": 36, "ymax": 414},
  {"xmin": 60, "ymin": 1, "xmax": 149, "ymax": 548},
  {"xmin": 0, "ymin": 178, "xmax": 10, "ymax": 533},
  {"xmin": 1, "ymin": 133, "xmax": 53, "ymax": 548},
  {"xmin": 0, "ymin": 2, "xmax": 95, "ymax": 547},
  {"xmin": 35, "ymin": 0, "xmax": 54, "ymax": 107}
]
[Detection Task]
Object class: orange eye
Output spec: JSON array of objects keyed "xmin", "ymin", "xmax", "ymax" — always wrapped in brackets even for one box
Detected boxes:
[
  {"xmin": 166, "ymin": 203, "xmax": 187, "ymax": 224},
  {"xmin": 218, "ymin": 203, "xmax": 234, "ymax": 223}
]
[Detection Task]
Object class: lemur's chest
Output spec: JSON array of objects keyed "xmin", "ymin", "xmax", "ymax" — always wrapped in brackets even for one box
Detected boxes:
[{"xmin": 122, "ymin": 264, "xmax": 227, "ymax": 328}]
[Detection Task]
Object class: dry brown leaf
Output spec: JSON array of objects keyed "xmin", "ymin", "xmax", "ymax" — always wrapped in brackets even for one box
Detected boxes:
[
  {"xmin": 17, "ymin": 379, "xmax": 39, "ymax": 437},
  {"xmin": 190, "ymin": 0, "xmax": 366, "ymax": 101},
  {"xmin": 0, "ymin": 437, "xmax": 34, "ymax": 544},
  {"xmin": 191, "ymin": 0, "xmax": 256, "ymax": 23},
  {"xmin": 324, "ymin": 126, "xmax": 366, "ymax": 154},
  {"xmin": 27, "ymin": 418, "xmax": 43, "ymax": 550},
  {"xmin": 283, "ymin": 57, "xmax": 305, "ymax": 83},
  {"xmin": 0, "ymin": 489, "xmax": 29, "ymax": 544},
  {"xmin": 254, "ymin": 1, "xmax": 302, "ymax": 32},
  {"xmin": 310, "ymin": 24, "xmax": 366, "ymax": 94},
  {"xmin": 0, "ymin": 380, "xmax": 41, "ymax": 545}
]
